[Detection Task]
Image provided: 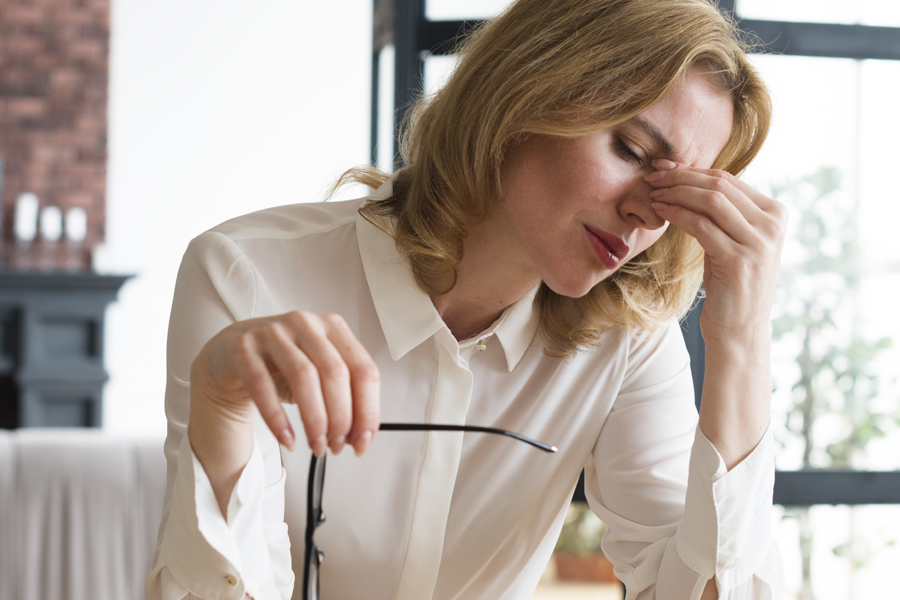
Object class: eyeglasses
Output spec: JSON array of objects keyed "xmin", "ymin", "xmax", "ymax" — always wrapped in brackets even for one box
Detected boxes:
[{"xmin": 302, "ymin": 423, "xmax": 558, "ymax": 600}]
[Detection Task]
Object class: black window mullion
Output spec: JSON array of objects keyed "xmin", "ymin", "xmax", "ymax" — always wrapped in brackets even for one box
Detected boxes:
[
  {"xmin": 775, "ymin": 471, "xmax": 900, "ymax": 506},
  {"xmin": 740, "ymin": 19, "xmax": 900, "ymax": 60},
  {"xmin": 393, "ymin": 0, "xmax": 425, "ymax": 168}
]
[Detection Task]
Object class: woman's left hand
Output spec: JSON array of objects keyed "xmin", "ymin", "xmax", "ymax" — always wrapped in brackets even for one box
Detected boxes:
[
  {"xmin": 644, "ymin": 158, "xmax": 788, "ymax": 468},
  {"xmin": 645, "ymin": 158, "xmax": 787, "ymax": 346}
]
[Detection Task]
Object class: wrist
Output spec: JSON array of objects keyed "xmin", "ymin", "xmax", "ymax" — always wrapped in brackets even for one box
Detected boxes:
[
  {"xmin": 189, "ymin": 387, "xmax": 255, "ymax": 465},
  {"xmin": 698, "ymin": 331, "xmax": 772, "ymax": 470},
  {"xmin": 188, "ymin": 382, "xmax": 256, "ymax": 517},
  {"xmin": 702, "ymin": 326, "xmax": 770, "ymax": 364},
  {"xmin": 700, "ymin": 309, "xmax": 772, "ymax": 351}
]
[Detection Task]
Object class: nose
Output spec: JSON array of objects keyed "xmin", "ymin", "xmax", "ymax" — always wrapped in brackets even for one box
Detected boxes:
[{"xmin": 620, "ymin": 180, "xmax": 667, "ymax": 230}]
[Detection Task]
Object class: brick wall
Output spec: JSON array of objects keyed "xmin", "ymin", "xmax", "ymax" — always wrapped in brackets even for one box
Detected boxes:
[{"xmin": 0, "ymin": 0, "xmax": 110, "ymax": 270}]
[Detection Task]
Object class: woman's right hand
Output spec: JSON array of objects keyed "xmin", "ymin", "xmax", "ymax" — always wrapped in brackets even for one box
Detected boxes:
[{"xmin": 187, "ymin": 311, "xmax": 381, "ymax": 512}]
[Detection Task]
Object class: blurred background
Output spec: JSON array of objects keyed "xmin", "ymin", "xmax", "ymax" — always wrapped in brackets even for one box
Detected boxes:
[{"xmin": 0, "ymin": 1, "xmax": 899, "ymax": 599}]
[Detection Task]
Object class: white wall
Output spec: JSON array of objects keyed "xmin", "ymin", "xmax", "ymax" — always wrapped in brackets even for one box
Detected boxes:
[{"xmin": 100, "ymin": 1, "xmax": 373, "ymax": 434}]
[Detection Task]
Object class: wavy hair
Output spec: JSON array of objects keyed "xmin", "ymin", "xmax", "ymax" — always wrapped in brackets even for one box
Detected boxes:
[{"xmin": 342, "ymin": 0, "xmax": 771, "ymax": 358}]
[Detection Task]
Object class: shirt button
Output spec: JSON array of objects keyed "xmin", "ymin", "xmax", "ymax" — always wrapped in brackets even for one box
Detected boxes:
[
  {"xmin": 225, "ymin": 574, "xmax": 238, "ymax": 586},
  {"xmin": 725, "ymin": 561, "xmax": 735, "ymax": 570}
]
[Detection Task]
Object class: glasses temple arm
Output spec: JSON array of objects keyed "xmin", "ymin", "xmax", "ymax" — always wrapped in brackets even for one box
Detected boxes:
[{"xmin": 379, "ymin": 423, "xmax": 557, "ymax": 453}]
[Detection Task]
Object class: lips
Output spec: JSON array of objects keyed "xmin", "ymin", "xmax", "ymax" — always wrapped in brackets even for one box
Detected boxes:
[{"xmin": 584, "ymin": 226, "xmax": 630, "ymax": 270}]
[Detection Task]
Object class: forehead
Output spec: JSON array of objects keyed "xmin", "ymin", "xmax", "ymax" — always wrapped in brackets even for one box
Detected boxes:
[{"xmin": 627, "ymin": 70, "xmax": 734, "ymax": 169}]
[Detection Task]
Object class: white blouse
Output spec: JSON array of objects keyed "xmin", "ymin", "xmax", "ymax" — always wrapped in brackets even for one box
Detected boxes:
[{"xmin": 147, "ymin": 181, "xmax": 783, "ymax": 600}]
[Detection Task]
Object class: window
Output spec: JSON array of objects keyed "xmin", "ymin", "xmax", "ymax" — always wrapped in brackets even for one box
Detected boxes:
[{"xmin": 372, "ymin": 2, "xmax": 900, "ymax": 596}]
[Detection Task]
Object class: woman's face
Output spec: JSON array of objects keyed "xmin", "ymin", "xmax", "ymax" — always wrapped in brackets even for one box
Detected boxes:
[{"xmin": 498, "ymin": 69, "xmax": 735, "ymax": 298}]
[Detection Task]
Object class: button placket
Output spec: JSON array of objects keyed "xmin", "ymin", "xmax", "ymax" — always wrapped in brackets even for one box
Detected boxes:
[{"xmin": 393, "ymin": 339, "xmax": 475, "ymax": 600}]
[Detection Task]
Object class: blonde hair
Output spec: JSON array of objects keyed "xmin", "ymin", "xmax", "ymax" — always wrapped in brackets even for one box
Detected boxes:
[{"xmin": 344, "ymin": 0, "xmax": 771, "ymax": 358}]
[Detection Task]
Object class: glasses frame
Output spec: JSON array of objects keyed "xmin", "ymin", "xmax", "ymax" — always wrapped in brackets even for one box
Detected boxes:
[{"xmin": 302, "ymin": 422, "xmax": 557, "ymax": 600}]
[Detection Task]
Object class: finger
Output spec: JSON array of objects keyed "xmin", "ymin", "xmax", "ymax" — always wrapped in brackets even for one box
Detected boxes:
[
  {"xmin": 231, "ymin": 332, "xmax": 297, "ymax": 451},
  {"xmin": 651, "ymin": 200, "xmax": 737, "ymax": 259},
  {"xmin": 650, "ymin": 183, "xmax": 757, "ymax": 246},
  {"xmin": 648, "ymin": 161, "xmax": 780, "ymax": 215},
  {"xmin": 706, "ymin": 170, "xmax": 781, "ymax": 213},
  {"xmin": 322, "ymin": 314, "xmax": 381, "ymax": 456},
  {"xmin": 259, "ymin": 322, "xmax": 329, "ymax": 456},
  {"xmin": 646, "ymin": 167, "xmax": 764, "ymax": 227},
  {"xmin": 285, "ymin": 311, "xmax": 354, "ymax": 456}
]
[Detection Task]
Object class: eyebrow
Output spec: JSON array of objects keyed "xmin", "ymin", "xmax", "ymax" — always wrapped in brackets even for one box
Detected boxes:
[{"xmin": 630, "ymin": 116, "xmax": 678, "ymax": 159}]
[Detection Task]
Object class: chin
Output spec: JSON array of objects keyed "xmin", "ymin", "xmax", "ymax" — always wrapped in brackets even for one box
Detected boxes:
[{"xmin": 542, "ymin": 274, "xmax": 606, "ymax": 299}]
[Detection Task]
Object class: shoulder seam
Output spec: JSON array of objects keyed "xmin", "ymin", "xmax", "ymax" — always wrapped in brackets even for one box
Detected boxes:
[
  {"xmin": 190, "ymin": 230, "xmax": 259, "ymax": 321},
  {"xmin": 208, "ymin": 201, "xmax": 363, "ymax": 243}
]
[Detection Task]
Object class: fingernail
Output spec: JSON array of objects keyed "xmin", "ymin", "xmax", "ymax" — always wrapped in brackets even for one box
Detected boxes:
[
  {"xmin": 355, "ymin": 430, "xmax": 374, "ymax": 457},
  {"xmin": 653, "ymin": 158, "xmax": 677, "ymax": 170},
  {"xmin": 644, "ymin": 170, "xmax": 666, "ymax": 182},
  {"xmin": 651, "ymin": 188, "xmax": 667, "ymax": 199},
  {"xmin": 651, "ymin": 201, "xmax": 670, "ymax": 210},
  {"xmin": 280, "ymin": 428, "xmax": 295, "ymax": 452},
  {"xmin": 312, "ymin": 435, "xmax": 327, "ymax": 457},
  {"xmin": 330, "ymin": 435, "xmax": 346, "ymax": 455}
]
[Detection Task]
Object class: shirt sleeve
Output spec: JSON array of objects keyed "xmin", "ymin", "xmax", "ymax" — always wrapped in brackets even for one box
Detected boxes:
[
  {"xmin": 145, "ymin": 232, "xmax": 294, "ymax": 600},
  {"xmin": 584, "ymin": 322, "xmax": 784, "ymax": 600}
]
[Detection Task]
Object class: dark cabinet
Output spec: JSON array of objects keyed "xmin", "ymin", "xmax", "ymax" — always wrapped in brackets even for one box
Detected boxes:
[{"xmin": 0, "ymin": 272, "xmax": 129, "ymax": 428}]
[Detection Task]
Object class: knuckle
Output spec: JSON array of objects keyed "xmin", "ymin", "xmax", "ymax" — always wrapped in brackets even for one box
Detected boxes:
[
  {"xmin": 262, "ymin": 321, "xmax": 285, "ymax": 340},
  {"xmin": 694, "ymin": 215, "xmax": 715, "ymax": 234},
  {"xmin": 761, "ymin": 218, "xmax": 782, "ymax": 240},
  {"xmin": 303, "ymin": 413, "xmax": 328, "ymax": 438},
  {"xmin": 294, "ymin": 359, "xmax": 319, "ymax": 383},
  {"xmin": 244, "ymin": 370, "xmax": 271, "ymax": 394},
  {"xmin": 319, "ymin": 358, "xmax": 350, "ymax": 382},
  {"xmin": 286, "ymin": 309, "xmax": 314, "ymax": 331},
  {"xmin": 323, "ymin": 313, "xmax": 348, "ymax": 329},
  {"xmin": 234, "ymin": 332, "xmax": 257, "ymax": 360},
  {"xmin": 761, "ymin": 206, "xmax": 788, "ymax": 240},
  {"xmin": 710, "ymin": 169, "xmax": 732, "ymax": 181},
  {"xmin": 705, "ymin": 190, "xmax": 729, "ymax": 211},
  {"xmin": 772, "ymin": 201, "xmax": 789, "ymax": 225},
  {"xmin": 324, "ymin": 400, "xmax": 353, "ymax": 432},
  {"xmin": 278, "ymin": 358, "xmax": 305, "ymax": 384},
  {"xmin": 355, "ymin": 403, "xmax": 381, "ymax": 426},
  {"xmin": 329, "ymin": 411, "xmax": 353, "ymax": 435},
  {"xmin": 709, "ymin": 177, "xmax": 732, "ymax": 196},
  {"xmin": 351, "ymin": 360, "xmax": 381, "ymax": 385}
]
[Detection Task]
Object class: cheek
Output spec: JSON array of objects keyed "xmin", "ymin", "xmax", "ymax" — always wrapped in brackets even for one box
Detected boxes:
[{"xmin": 636, "ymin": 224, "xmax": 670, "ymax": 255}]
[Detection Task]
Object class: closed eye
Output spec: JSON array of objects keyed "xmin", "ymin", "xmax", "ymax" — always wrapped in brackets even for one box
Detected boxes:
[{"xmin": 614, "ymin": 138, "xmax": 644, "ymax": 166}]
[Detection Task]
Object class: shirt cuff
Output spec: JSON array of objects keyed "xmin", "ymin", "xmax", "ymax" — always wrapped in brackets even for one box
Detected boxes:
[
  {"xmin": 673, "ymin": 423, "xmax": 775, "ymax": 596},
  {"xmin": 158, "ymin": 430, "xmax": 270, "ymax": 600}
]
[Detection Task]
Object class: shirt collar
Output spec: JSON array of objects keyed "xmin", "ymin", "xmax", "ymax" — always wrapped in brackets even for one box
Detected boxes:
[
  {"xmin": 355, "ymin": 177, "xmax": 540, "ymax": 371},
  {"xmin": 493, "ymin": 283, "xmax": 540, "ymax": 371}
]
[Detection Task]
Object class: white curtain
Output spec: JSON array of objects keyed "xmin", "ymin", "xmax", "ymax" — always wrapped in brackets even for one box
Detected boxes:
[{"xmin": 0, "ymin": 429, "xmax": 167, "ymax": 600}]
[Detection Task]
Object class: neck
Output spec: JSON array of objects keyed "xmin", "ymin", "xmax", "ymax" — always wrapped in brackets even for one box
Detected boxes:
[{"xmin": 431, "ymin": 211, "xmax": 540, "ymax": 341}]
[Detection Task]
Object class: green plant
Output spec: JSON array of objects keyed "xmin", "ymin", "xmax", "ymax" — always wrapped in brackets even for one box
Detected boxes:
[
  {"xmin": 554, "ymin": 503, "xmax": 607, "ymax": 557},
  {"xmin": 771, "ymin": 167, "xmax": 896, "ymax": 474},
  {"xmin": 769, "ymin": 166, "xmax": 898, "ymax": 600}
]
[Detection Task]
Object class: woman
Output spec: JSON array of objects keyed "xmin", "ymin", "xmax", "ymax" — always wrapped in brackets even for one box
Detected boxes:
[{"xmin": 147, "ymin": 0, "xmax": 785, "ymax": 598}]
